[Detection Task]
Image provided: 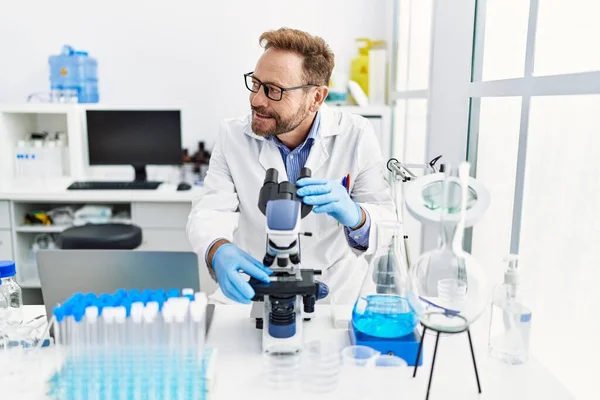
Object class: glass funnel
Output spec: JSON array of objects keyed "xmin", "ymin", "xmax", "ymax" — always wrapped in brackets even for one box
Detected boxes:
[
  {"xmin": 408, "ymin": 163, "xmax": 489, "ymax": 333},
  {"xmin": 351, "ymin": 221, "xmax": 417, "ymax": 339}
]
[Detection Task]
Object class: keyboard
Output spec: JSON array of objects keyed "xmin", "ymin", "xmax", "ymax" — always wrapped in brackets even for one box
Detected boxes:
[{"xmin": 67, "ymin": 181, "xmax": 162, "ymax": 190}]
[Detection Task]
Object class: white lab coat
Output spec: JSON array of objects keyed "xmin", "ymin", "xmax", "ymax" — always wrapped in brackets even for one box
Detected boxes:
[{"xmin": 186, "ymin": 104, "xmax": 395, "ymax": 304}]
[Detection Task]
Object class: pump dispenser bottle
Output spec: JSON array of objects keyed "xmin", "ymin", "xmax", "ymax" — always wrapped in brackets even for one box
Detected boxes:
[{"xmin": 488, "ymin": 255, "xmax": 532, "ymax": 364}]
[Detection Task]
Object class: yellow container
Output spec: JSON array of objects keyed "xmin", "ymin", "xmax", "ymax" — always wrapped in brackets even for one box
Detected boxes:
[{"xmin": 350, "ymin": 38, "xmax": 372, "ymax": 97}]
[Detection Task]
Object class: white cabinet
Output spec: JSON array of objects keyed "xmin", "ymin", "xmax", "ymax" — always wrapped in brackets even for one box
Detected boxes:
[
  {"xmin": 132, "ymin": 202, "xmax": 191, "ymax": 229},
  {"xmin": 137, "ymin": 229, "xmax": 191, "ymax": 252},
  {"xmin": 334, "ymin": 105, "xmax": 392, "ymax": 159},
  {"xmin": 0, "ymin": 201, "xmax": 10, "ymax": 229},
  {"xmin": 0, "ymin": 230, "xmax": 13, "ymax": 260}
]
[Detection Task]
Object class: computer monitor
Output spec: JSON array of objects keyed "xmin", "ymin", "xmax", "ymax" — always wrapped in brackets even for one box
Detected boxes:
[{"xmin": 86, "ymin": 109, "xmax": 182, "ymax": 181}]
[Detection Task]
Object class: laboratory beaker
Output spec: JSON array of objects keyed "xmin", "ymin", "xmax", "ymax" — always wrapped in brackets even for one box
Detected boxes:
[
  {"xmin": 352, "ymin": 221, "xmax": 417, "ymax": 340},
  {"xmin": 408, "ymin": 163, "xmax": 489, "ymax": 333},
  {"xmin": 340, "ymin": 346, "xmax": 379, "ymax": 400}
]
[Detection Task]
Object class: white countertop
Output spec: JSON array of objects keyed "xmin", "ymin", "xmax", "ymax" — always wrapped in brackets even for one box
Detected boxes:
[
  {"xmin": 5, "ymin": 305, "xmax": 575, "ymax": 400},
  {"xmin": 0, "ymin": 178, "xmax": 202, "ymax": 203}
]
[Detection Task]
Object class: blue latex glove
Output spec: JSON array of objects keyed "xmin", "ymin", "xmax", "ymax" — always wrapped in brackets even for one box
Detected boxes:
[
  {"xmin": 296, "ymin": 178, "xmax": 362, "ymax": 228},
  {"xmin": 212, "ymin": 243, "xmax": 272, "ymax": 304}
]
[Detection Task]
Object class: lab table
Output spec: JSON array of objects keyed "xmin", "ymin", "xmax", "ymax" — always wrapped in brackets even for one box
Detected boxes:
[{"xmin": 5, "ymin": 305, "xmax": 575, "ymax": 399}]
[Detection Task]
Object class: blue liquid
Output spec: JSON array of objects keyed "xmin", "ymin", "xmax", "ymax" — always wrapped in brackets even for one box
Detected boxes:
[{"xmin": 352, "ymin": 294, "xmax": 417, "ymax": 338}]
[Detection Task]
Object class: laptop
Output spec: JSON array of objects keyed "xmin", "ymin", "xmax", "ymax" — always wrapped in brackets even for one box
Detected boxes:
[{"xmin": 37, "ymin": 250, "xmax": 214, "ymax": 333}]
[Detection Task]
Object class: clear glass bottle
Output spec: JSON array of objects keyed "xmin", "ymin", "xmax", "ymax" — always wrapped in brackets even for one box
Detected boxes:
[
  {"xmin": 408, "ymin": 163, "xmax": 488, "ymax": 333},
  {"xmin": 351, "ymin": 221, "xmax": 417, "ymax": 339},
  {"xmin": 488, "ymin": 255, "xmax": 532, "ymax": 364},
  {"xmin": 0, "ymin": 261, "xmax": 24, "ymax": 326}
]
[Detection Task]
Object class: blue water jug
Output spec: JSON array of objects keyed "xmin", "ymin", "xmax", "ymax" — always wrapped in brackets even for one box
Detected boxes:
[{"xmin": 49, "ymin": 45, "xmax": 99, "ymax": 103}]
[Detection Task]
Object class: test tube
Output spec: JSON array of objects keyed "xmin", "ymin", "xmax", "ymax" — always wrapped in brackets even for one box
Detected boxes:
[
  {"xmin": 131, "ymin": 303, "xmax": 144, "ymax": 400},
  {"xmin": 73, "ymin": 306, "xmax": 86, "ymax": 400},
  {"xmin": 189, "ymin": 299, "xmax": 206, "ymax": 399},
  {"xmin": 114, "ymin": 306, "xmax": 127, "ymax": 399},
  {"xmin": 141, "ymin": 289, "xmax": 154, "ymax": 304},
  {"xmin": 85, "ymin": 306, "xmax": 99, "ymax": 400},
  {"xmin": 143, "ymin": 303, "xmax": 158, "ymax": 400},
  {"xmin": 182, "ymin": 288, "xmax": 194, "ymax": 301},
  {"xmin": 103, "ymin": 306, "xmax": 115, "ymax": 398},
  {"xmin": 52, "ymin": 305, "xmax": 66, "ymax": 393},
  {"xmin": 163, "ymin": 302, "xmax": 177, "ymax": 400}
]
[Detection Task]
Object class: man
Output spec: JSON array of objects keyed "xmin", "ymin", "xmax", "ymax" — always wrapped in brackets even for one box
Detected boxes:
[{"xmin": 187, "ymin": 28, "xmax": 395, "ymax": 304}]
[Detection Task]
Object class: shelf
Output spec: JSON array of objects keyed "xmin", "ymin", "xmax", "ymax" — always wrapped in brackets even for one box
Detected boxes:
[
  {"xmin": 328, "ymin": 104, "xmax": 392, "ymax": 116},
  {"xmin": 16, "ymin": 225, "xmax": 70, "ymax": 233},
  {"xmin": 19, "ymin": 279, "xmax": 41, "ymax": 289},
  {"xmin": 15, "ymin": 219, "xmax": 132, "ymax": 233},
  {"xmin": 0, "ymin": 103, "xmax": 75, "ymax": 114}
]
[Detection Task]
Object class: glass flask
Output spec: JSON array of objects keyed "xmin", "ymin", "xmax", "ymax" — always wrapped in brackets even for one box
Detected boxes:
[
  {"xmin": 408, "ymin": 163, "xmax": 489, "ymax": 333},
  {"xmin": 351, "ymin": 221, "xmax": 418, "ymax": 340}
]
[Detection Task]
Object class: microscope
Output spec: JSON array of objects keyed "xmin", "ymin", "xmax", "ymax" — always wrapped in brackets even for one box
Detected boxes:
[{"xmin": 249, "ymin": 167, "xmax": 329, "ymax": 351}]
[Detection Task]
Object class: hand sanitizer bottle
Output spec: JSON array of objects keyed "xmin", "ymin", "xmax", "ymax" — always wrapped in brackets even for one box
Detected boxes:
[{"xmin": 488, "ymin": 254, "xmax": 532, "ymax": 364}]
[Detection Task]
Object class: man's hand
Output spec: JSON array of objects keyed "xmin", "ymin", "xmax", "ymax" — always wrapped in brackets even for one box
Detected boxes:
[
  {"xmin": 211, "ymin": 243, "xmax": 272, "ymax": 304},
  {"xmin": 296, "ymin": 178, "xmax": 364, "ymax": 228}
]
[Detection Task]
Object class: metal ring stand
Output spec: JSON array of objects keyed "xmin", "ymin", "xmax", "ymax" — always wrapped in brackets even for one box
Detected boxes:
[{"xmin": 412, "ymin": 320, "xmax": 482, "ymax": 400}]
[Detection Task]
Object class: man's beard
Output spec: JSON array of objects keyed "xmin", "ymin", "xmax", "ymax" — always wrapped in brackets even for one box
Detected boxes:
[{"xmin": 251, "ymin": 103, "xmax": 311, "ymax": 137}]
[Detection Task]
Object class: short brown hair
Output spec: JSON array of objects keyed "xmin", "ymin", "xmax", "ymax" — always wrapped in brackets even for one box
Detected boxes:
[{"xmin": 259, "ymin": 28, "xmax": 335, "ymax": 86}]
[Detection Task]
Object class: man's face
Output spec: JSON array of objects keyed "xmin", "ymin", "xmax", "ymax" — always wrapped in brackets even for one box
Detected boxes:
[{"xmin": 249, "ymin": 48, "xmax": 313, "ymax": 137}]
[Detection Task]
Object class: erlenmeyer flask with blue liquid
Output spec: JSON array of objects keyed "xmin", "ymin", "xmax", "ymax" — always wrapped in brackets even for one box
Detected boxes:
[{"xmin": 351, "ymin": 221, "xmax": 417, "ymax": 340}]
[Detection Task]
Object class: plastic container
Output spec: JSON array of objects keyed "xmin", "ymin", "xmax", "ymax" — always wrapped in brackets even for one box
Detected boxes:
[
  {"xmin": 350, "ymin": 38, "xmax": 371, "ymax": 97},
  {"xmin": 13, "ymin": 140, "xmax": 28, "ymax": 179},
  {"xmin": 373, "ymin": 355, "xmax": 409, "ymax": 391},
  {"xmin": 368, "ymin": 40, "xmax": 387, "ymax": 105},
  {"xmin": 341, "ymin": 345, "xmax": 379, "ymax": 367},
  {"xmin": 49, "ymin": 45, "xmax": 99, "ymax": 103},
  {"xmin": 340, "ymin": 345, "xmax": 379, "ymax": 400},
  {"xmin": 325, "ymin": 70, "xmax": 349, "ymax": 105},
  {"xmin": 0, "ymin": 261, "xmax": 24, "ymax": 327}
]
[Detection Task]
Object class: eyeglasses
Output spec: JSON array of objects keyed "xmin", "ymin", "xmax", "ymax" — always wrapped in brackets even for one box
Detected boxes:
[{"xmin": 244, "ymin": 71, "xmax": 317, "ymax": 101}]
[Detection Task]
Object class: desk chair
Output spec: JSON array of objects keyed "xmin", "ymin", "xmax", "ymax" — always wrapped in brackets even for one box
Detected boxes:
[{"xmin": 59, "ymin": 223, "xmax": 142, "ymax": 250}]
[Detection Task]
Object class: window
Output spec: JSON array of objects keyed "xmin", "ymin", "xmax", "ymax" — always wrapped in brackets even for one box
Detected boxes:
[
  {"xmin": 534, "ymin": 1, "xmax": 600, "ymax": 76},
  {"xmin": 390, "ymin": 0, "xmax": 434, "ymax": 256},
  {"xmin": 479, "ymin": 0, "xmax": 529, "ymax": 81},
  {"xmin": 519, "ymin": 95, "xmax": 600, "ymax": 393},
  {"xmin": 470, "ymin": 97, "xmax": 521, "ymax": 286},
  {"xmin": 465, "ymin": 1, "xmax": 600, "ymax": 397}
]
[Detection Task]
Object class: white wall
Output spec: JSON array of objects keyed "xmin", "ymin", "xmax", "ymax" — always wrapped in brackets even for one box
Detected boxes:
[{"xmin": 0, "ymin": 0, "xmax": 387, "ymax": 151}]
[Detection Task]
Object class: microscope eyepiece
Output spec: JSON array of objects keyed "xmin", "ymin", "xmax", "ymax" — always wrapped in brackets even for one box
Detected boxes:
[
  {"xmin": 264, "ymin": 168, "xmax": 279, "ymax": 184},
  {"xmin": 299, "ymin": 167, "xmax": 312, "ymax": 179}
]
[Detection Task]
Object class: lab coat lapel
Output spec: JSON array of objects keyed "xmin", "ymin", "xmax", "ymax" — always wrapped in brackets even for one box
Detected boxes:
[
  {"xmin": 243, "ymin": 116, "xmax": 288, "ymax": 181},
  {"xmin": 304, "ymin": 138, "xmax": 329, "ymax": 175},
  {"xmin": 305, "ymin": 104, "xmax": 340, "ymax": 175},
  {"xmin": 258, "ymin": 139, "xmax": 288, "ymax": 181}
]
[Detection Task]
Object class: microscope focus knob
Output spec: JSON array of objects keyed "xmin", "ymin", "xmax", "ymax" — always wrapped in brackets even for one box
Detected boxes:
[{"xmin": 316, "ymin": 282, "xmax": 329, "ymax": 301}]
